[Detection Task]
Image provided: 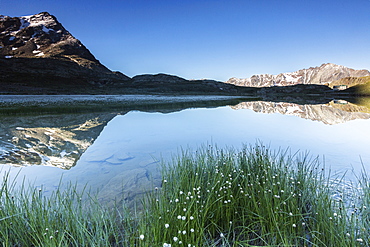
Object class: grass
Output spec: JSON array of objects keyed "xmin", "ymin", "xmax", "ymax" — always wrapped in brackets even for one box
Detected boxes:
[
  {"xmin": 0, "ymin": 145, "xmax": 369, "ymax": 246},
  {"xmin": 342, "ymin": 77, "xmax": 370, "ymax": 96},
  {"xmin": 0, "ymin": 176, "xmax": 129, "ymax": 246}
]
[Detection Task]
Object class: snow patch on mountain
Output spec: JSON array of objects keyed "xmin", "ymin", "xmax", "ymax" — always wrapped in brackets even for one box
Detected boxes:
[{"xmin": 226, "ymin": 63, "xmax": 370, "ymax": 87}]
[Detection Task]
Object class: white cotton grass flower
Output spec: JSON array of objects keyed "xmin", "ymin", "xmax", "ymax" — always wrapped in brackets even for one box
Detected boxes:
[
  {"xmin": 190, "ymin": 228, "xmax": 195, "ymax": 232},
  {"xmin": 356, "ymin": 238, "xmax": 363, "ymax": 242},
  {"xmin": 220, "ymin": 233, "xmax": 225, "ymax": 238},
  {"xmin": 165, "ymin": 223, "xmax": 170, "ymax": 228},
  {"xmin": 177, "ymin": 215, "xmax": 182, "ymax": 219},
  {"xmin": 173, "ymin": 236, "xmax": 179, "ymax": 242},
  {"xmin": 163, "ymin": 243, "xmax": 172, "ymax": 247},
  {"xmin": 139, "ymin": 234, "xmax": 144, "ymax": 240},
  {"xmin": 292, "ymin": 224, "xmax": 297, "ymax": 228}
]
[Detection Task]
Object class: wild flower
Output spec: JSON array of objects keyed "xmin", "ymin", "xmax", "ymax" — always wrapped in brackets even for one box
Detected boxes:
[
  {"xmin": 165, "ymin": 224, "xmax": 170, "ymax": 228},
  {"xmin": 173, "ymin": 237, "xmax": 179, "ymax": 242},
  {"xmin": 163, "ymin": 243, "xmax": 172, "ymax": 247},
  {"xmin": 139, "ymin": 234, "xmax": 144, "ymax": 240}
]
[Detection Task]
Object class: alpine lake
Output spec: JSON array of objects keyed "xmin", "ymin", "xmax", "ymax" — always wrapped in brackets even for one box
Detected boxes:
[{"xmin": 1, "ymin": 95, "xmax": 370, "ymax": 208}]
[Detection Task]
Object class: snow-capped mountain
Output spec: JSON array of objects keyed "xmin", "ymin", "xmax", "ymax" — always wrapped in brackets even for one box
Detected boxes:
[
  {"xmin": 0, "ymin": 12, "xmax": 97, "ymax": 61},
  {"xmin": 226, "ymin": 63, "xmax": 370, "ymax": 88},
  {"xmin": 0, "ymin": 12, "xmax": 129, "ymax": 90}
]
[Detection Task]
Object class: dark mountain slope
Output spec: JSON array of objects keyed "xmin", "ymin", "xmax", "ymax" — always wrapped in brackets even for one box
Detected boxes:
[{"xmin": 0, "ymin": 12, "xmax": 130, "ymax": 94}]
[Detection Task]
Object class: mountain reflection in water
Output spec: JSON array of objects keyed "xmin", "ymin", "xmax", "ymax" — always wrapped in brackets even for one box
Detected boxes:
[
  {"xmin": 1, "ymin": 97, "xmax": 370, "ymax": 207},
  {"xmin": 233, "ymin": 100, "xmax": 370, "ymax": 125},
  {"xmin": 0, "ymin": 112, "xmax": 117, "ymax": 169},
  {"xmin": 0, "ymin": 99, "xmax": 370, "ymax": 169}
]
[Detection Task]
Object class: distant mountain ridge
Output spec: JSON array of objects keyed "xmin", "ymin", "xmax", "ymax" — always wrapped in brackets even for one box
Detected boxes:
[
  {"xmin": 1, "ymin": 12, "xmax": 370, "ymax": 95},
  {"xmin": 226, "ymin": 63, "xmax": 370, "ymax": 88}
]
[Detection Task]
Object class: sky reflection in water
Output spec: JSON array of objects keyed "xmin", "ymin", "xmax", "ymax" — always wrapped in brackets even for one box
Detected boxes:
[
  {"xmin": 81, "ymin": 106, "xmax": 370, "ymax": 177},
  {"xmin": 1, "ymin": 105, "xmax": 370, "ymax": 204}
]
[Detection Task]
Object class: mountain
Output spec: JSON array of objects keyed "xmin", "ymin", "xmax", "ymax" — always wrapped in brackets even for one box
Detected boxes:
[
  {"xmin": 226, "ymin": 63, "xmax": 370, "ymax": 88},
  {"xmin": 0, "ymin": 12, "xmax": 130, "ymax": 93},
  {"xmin": 130, "ymin": 73, "xmax": 258, "ymax": 94},
  {"xmin": 0, "ymin": 12, "xmax": 257, "ymax": 95},
  {"xmin": 1, "ymin": 12, "xmax": 369, "ymax": 96}
]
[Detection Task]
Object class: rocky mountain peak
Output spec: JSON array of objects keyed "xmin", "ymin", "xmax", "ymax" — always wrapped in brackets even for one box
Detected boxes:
[
  {"xmin": 226, "ymin": 63, "xmax": 370, "ymax": 88},
  {"xmin": 0, "ymin": 12, "xmax": 98, "ymax": 63},
  {"xmin": 0, "ymin": 12, "xmax": 130, "ymax": 90}
]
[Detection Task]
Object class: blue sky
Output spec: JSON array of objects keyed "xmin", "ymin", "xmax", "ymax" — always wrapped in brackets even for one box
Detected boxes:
[{"xmin": 2, "ymin": 0, "xmax": 370, "ymax": 81}]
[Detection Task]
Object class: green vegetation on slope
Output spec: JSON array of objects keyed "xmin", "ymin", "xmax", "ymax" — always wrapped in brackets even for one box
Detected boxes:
[
  {"xmin": 330, "ymin": 76, "xmax": 370, "ymax": 88},
  {"xmin": 330, "ymin": 76, "xmax": 370, "ymax": 96}
]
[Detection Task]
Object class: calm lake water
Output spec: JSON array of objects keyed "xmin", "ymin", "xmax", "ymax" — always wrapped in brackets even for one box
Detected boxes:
[{"xmin": 1, "ymin": 95, "xmax": 370, "ymax": 206}]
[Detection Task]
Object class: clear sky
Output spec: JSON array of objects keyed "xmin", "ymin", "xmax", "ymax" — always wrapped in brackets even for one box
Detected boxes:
[{"xmin": 2, "ymin": 0, "xmax": 370, "ymax": 81}]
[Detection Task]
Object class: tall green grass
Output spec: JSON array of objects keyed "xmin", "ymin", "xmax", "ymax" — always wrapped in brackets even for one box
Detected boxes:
[
  {"xmin": 0, "ymin": 145, "xmax": 369, "ymax": 246},
  {"xmin": 0, "ymin": 175, "xmax": 131, "ymax": 246},
  {"xmin": 138, "ymin": 145, "xmax": 369, "ymax": 246}
]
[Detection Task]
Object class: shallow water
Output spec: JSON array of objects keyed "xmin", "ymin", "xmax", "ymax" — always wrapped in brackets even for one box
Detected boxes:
[{"xmin": 1, "ymin": 96, "xmax": 370, "ymax": 206}]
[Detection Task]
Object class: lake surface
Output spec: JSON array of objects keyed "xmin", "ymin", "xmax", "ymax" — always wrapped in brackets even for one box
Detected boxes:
[{"xmin": 1, "ymin": 95, "xmax": 370, "ymax": 206}]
